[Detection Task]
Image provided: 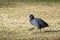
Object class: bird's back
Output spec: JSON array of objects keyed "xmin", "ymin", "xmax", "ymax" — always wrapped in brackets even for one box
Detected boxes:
[
  {"xmin": 35, "ymin": 18, "xmax": 49, "ymax": 27},
  {"xmin": 30, "ymin": 18, "xmax": 49, "ymax": 29}
]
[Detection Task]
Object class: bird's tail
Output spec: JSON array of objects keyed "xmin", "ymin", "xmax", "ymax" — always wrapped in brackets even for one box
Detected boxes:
[
  {"xmin": 41, "ymin": 19, "xmax": 49, "ymax": 27},
  {"xmin": 44, "ymin": 22, "xmax": 49, "ymax": 27}
]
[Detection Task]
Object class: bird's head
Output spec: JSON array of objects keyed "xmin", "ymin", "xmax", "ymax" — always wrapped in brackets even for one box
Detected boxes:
[{"xmin": 29, "ymin": 14, "xmax": 34, "ymax": 20}]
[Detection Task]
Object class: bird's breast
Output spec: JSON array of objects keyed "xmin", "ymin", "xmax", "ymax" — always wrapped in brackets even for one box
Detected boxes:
[{"xmin": 30, "ymin": 19, "xmax": 40, "ymax": 27}]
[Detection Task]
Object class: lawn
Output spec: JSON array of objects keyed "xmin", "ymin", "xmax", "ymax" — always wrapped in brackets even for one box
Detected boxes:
[{"xmin": 0, "ymin": 0, "xmax": 60, "ymax": 40}]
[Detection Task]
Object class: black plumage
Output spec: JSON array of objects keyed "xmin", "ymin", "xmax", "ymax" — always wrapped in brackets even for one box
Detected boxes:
[{"xmin": 29, "ymin": 14, "xmax": 49, "ymax": 31}]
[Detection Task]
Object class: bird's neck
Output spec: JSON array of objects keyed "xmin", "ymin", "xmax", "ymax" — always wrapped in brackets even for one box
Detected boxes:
[{"xmin": 30, "ymin": 18, "xmax": 34, "ymax": 20}]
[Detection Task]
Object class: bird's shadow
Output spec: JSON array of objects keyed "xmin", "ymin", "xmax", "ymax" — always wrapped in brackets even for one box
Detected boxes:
[
  {"xmin": 34, "ymin": 30, "xmax": 60, "ymax": 34},
  {"xmin": 45, "ymin": 30, "xmax": 60, "ymax": 32},
  {"xmin": 30, "ymin": 30, "xmax": 60, "ymax": 35}
]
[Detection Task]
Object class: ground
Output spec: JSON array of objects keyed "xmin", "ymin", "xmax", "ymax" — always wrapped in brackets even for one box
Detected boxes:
[{"xmin": 0, "ymin": 2, "xmax": 60, "ymax": 40}]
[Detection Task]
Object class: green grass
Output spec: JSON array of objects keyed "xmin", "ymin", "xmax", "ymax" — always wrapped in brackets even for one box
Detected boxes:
[
  {"xmin": 19, "ymin": 0, "xmax": 60, "ymax": 2},
  {"xmin": 0, "ymin": 0, "xmax": 60, "ymax": 7}
]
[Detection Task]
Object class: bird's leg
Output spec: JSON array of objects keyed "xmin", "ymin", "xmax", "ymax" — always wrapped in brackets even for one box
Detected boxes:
[
  {"xmin": 40, "ymin": 29, "xmax": 41, "ymax": 32},
  {"xmin": 28, "ymin": 27, "xmax": 34, "ymax": 31}
]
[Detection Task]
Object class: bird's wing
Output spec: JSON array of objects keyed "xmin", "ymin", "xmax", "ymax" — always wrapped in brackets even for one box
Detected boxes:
[{"xmin": 35, "ymin": 18, "xmax": 49, "ymax": 27}]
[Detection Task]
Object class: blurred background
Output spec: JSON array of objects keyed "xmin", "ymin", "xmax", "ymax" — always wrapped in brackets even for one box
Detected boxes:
[{"xmin": 0, "ymin": 0, "xmax": 60, "ymax": 40}]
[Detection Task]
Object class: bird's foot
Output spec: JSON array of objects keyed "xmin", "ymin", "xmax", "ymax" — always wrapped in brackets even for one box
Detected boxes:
[{"xmin": 28, "ymin": 27, "xmax": 34, "ymax": 31}]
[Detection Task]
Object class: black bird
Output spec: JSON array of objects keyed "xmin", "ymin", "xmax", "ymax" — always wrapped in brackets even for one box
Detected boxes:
[{"xmin": 29, "ymin": 14, "xmax": 49, "ymax": 32}]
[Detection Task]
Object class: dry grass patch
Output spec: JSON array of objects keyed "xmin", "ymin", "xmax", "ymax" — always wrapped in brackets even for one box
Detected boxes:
[{"xmin": 0, "ymin": 3, "xmax": 60, "ymax": 40}]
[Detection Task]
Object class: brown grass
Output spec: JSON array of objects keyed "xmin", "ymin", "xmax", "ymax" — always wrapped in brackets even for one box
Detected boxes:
[{"xmin": 0, "ymin": 3, "xmax": 60, "ymax": 40}]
